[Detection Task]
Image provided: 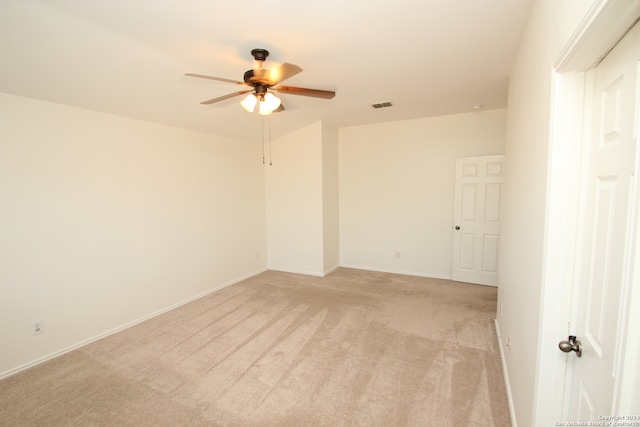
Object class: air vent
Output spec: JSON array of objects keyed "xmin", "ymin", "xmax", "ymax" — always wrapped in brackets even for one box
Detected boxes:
[{"xmin": 372, "ymin": 102, "xmax": 393, "ymax": 109}]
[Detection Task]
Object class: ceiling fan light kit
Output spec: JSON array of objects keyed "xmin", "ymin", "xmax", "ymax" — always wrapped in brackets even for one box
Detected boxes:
[
  {"xmin": 241, "ymin": 92, "xmax": 282, "ymax": 115},
  {"xmin": 186, "ymin": 48, "xmax": 335, "ymax": 115}
]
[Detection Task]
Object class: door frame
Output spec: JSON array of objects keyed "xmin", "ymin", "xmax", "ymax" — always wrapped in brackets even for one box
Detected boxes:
[{"xmin": 534, "ymin": 0, "xmax": 640, "ymax": 424}]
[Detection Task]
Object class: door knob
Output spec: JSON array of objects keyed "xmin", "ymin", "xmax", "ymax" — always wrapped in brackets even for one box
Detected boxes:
[
  {"xmin": 558, "ymin": 335, "xmax": 582, "ymax": 357},
  {"xmin": 455, "ymin": 226, "xmax": 460, "ymax": 230}
]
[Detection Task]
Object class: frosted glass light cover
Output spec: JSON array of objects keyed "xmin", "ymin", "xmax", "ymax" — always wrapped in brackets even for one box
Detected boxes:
[
  {"xmin": 259, "ymin": 92, "xmax": 281, "ymax": 115},
  {"xmin": 240, "ymin": 94, "xmax": 257, "ymax": 112}
]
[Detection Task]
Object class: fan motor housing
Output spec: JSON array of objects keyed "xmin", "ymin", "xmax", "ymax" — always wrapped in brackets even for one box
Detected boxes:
[{"xmin": 244, "ymin": 69, "xmax": 272, "ymax": 87}]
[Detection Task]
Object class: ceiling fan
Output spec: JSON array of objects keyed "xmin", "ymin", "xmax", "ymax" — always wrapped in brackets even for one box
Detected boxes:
[{"xmin": 185, "ymin": 49, "xmax": 336, "ymax": 115}]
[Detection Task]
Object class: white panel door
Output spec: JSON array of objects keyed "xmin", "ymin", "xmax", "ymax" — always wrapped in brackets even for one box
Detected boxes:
[
  {"xmin": 452, "ymin": 155, "xmax": 504, "ymax": 286},
  {"xmin": 564, "ymin": 21, "xmax": 639, "ymax": 420}
]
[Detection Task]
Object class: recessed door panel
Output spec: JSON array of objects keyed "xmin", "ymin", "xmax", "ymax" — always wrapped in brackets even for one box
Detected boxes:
[
  {"xmin": 462, "ymin": 163, "xmax": 479, "ymax": 178},
  {"xmin": 578, "ymin": 382, "xmax": 596, "ymax": 421},
  {"xmin": 601, "ymin": 76, "xmax": 622, "ymax": 147},
  {"xmin": 461, "ymin": 184, "xmax": 478, "ymax": 221},
  {"xmin": 486, "ymin": 162, "xmax": 503, "ymax": 177},
  {"xmin": 485, "ymin": 183, "xmax": 501, "ymax": 222},
  {"xmin": 459, "ymin": 234, "xmax": 475, "ymax": 270},
  {"xmin": 585, "ymin": 178, "xmax": 616, "ymax": 357}
]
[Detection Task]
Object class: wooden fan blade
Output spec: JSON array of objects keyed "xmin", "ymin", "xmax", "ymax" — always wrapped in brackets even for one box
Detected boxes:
[
  {"xmin": 185, "ymin": 73, "xmax": 247, "ymax": 86},
  {"xmin": 272, "ymin": 104, "xmax": 285, "ymax": 113},
  {"xmin": 200, "ymin": 90, "xmax": 253, "ymax": 105},
  {"xmin": 275, "ymin": 85, "xmax": 336, "ymax": 99},
  {"xmin": 267, "ymin": 63, "xmax": 303, "ymax": 85}
]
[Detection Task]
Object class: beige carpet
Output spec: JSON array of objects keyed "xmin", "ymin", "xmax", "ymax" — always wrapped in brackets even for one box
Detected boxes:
[{"xmin": 0, "ymin": 268, "xmax": 511, "ymax": 426}]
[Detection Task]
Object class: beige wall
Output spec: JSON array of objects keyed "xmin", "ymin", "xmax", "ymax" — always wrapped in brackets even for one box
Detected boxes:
[
  {"xmin": 265, "ymin": 122, "xmax": 325, "ymax": 275},
  {"xmin": 322, "ymin": 123, "xmax": 340, "ymax": 274},
  {"xmin": 0, "ymin": 92, "xmax": 267, "ymax": 376},
  {"xmin": 339, "ymin": 109, "xmax": 507, "ymax": 278},
  {"xmin": 265, "ymin": 121, "xmax": 340, "ymax": 276}
]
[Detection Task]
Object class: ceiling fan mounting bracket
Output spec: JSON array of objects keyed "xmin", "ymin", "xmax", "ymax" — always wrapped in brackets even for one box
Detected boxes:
[{"xmin": 250, "ymin": 49, "xmax": 269, "ymax": 62}]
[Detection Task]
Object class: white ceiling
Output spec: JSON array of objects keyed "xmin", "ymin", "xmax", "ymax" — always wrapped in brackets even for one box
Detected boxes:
[{"xmin": 0, "ymin": 0, "xmax": 532, "ymax": 141}]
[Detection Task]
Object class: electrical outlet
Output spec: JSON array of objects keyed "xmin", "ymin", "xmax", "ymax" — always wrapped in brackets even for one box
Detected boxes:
[
  {"xmin": 32, "ymin": 321, "xmax": 44, "ymax": 336},
  {"xmin": 395, "ymin": 252, "xmax": 401, "ymax": 259}
]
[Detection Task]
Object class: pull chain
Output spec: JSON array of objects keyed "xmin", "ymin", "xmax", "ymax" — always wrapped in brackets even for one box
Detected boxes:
[
  {"xmin": 268, "ymin": 115, "xmax": 272, "ymax": 166},
  {"xmin": 260, "ymin": 114, "xmax": 274, "ymax": 166},
  {"xmin": 261, "ymin": 115, "xmax": 265, "ymax": 165}
]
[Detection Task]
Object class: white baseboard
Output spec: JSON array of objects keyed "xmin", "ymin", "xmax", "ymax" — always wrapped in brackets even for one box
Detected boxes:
[
  {"xmin": 495, "ymin": 319, "xmax": 517, "ymax": 427},
  {"xmin": 0, "ymin": 267, "xmax": 268, "ymax": 380},
  {"xmin": 339, "ymin": 263, "xmax": 452, "ymax": 280},
  {"xmin": 323, "ymin": 264, "xmax": 340, "ymax": 276},
  {"xmin": 267, "ymin": 266, "xmax": 326, "ymax": 277},
  {"xmin": 267, "ymin": 265, "xmax": 341, "ymax": 277}
]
